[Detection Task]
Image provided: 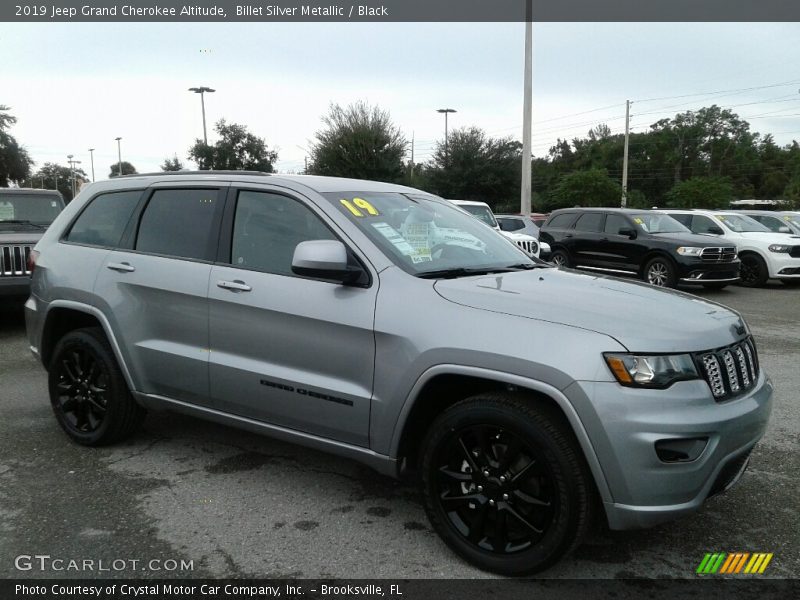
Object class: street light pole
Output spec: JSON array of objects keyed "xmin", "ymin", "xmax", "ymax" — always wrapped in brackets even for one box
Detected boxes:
[
  {"xmin": 520, "ymin": 1, "xmax": 533, "ymax": 215},
  {"xmin": 621, "ymin": 100, "xmax": 631, "ymax": 208},
  {"xmin": 88, "ymin": 148, "xmax": 95, "ymax": 182},
  {"xmin": 189, "ymin": 86, "xmax": 216, "ymax": 145},
  {"xmin": 115, "ymin": 137, "xmax": 123, "ymax": 177},
  {"xmin": 436, "ymin": 108, "xmax": 457, "ymax": 165},
  {"xmin": 66, "ymin": 154, "xmax": 75, "ymax": 198}
]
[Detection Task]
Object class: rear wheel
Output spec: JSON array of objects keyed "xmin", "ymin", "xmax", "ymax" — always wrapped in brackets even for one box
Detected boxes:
[
  {"xmin": 739, "ymin": 253, "xmax": 769, "ymax": 288},
  {"xmin": 643, "ymin": 257, "xmax": 677, "ymax": 288},
  {"xmin": 48, "ymin": 327, "xmax": 145, "ymax": 446},
  {"xmin": 549, "ymin": 249, "xmax": 571, "ymax": 268},
  {"xmin": 420, "ymin": 393, "xmax": 593, "ymax": 575}
]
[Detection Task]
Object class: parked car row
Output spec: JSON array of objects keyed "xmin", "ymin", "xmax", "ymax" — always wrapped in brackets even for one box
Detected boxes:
[{"xmin": 538, "ymin": 207, "xmax": 800, "ymax": 289}]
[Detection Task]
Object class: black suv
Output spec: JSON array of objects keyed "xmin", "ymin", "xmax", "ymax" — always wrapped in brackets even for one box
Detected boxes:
[{"xmin": 539, "ymin": 208, "xmax": 741, "ymax": 288}]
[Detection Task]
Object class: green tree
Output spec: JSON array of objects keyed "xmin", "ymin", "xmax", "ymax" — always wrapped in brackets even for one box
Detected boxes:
[
  {"xmin": 109, "ymin": 161, "xmax": 137, "ymax": 178},
  {"xmin": 23, "ymin": 162, "xmax": 87, "ymax": 203},
  {"xmin": 189, "ymin": 119, "xmax": 277, "ymax": 172},
  {"xmin": 544, "ymin": 169, "xmax": 622, "ymax": 211},
  {"xmin": 422, "ymin": 127, "xmax": 522, "ymax": 208},
  {"xmin": 308, "ymin": 102, "xmax": 406, "ymax": 182},
  {"xmin": 664, "ymin": 176, "xmax": 733, "ymax": 209},
  {"xmin": 161, "ymin": 155, "xmax": 185, "ymax": 171},
  {"xmin": 0, "ymin": 105, "xmax": 33, "ymax": 186}
]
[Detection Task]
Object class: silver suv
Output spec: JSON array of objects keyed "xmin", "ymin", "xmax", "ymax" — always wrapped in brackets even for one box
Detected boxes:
[{"xmin": 25, "ymin": 172, "xmax": 773, "ymax": 575}]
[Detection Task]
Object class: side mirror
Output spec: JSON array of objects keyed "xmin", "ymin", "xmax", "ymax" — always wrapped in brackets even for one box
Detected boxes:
[
  {"xmin": 292, "ymin": 240, "xmax": 363, "ymax": 284},
  {"xmin": 618, "ymin": 227, "xmax": 637, "ymax": 239},
  {"xmin": 708, "ymin": 226, "xmax": 724, "ymax": 235},
  {"xmin": 778, "ymin": 226, "xmax": 791, "ymax": 234}
]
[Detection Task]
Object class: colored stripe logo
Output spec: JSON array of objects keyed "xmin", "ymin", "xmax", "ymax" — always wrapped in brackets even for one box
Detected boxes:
[{"xmin": 697, "ymin": 552, "xmax": 773, "ymax": 574}]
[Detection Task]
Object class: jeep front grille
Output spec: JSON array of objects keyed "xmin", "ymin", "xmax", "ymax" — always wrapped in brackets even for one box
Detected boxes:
[
  {"xmin": 700, "ymin": 247, "xmax": 737, "ymax": 262},
  {"xmin": 696, "ymin": 337, "xmax": 759, "ymax": 401},
  {"xmin": 514, "ymin": 239, "xmax": 538, "ymax": 256},
  {"xmin": 0, "ymin": 244, "xmax": 32, "ymax": 277}
]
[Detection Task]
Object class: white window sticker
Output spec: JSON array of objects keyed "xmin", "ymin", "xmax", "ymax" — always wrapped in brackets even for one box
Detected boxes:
[
  {"xmin": 371, "ymin": 222, "xmax": 429, "ymax": 261},
  {"xmin": 0, "ymin": 202, "xmax": 15, "ymax": 220}
]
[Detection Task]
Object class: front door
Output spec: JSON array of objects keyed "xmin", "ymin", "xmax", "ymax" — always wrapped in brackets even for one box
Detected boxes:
[{"xmin": 208, "ymin": 187, "xmax": 377, "ymax": 447}]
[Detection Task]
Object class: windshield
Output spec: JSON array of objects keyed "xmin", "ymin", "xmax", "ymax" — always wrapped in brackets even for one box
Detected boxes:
[
  {"xmin": 715, "ymin": 214, "xmax": 770, "ymax": 233},
  {"xmin": 0, "ymin": 193, "xmax": 64, "ymax": 225},
  {"xmin": 779, "ymin": 213, "xmax": 800, "ymax": 233},
  {"xmin": 456, "ymin": 203, "xmax": 498, "ymax": 228},
  {"xmin": 631, "ymin": 213, "xmax": 690, "ymax": 234},
  {"xmin": 324, "ymin": 192, "xmax": 534, "ymax": 275}
]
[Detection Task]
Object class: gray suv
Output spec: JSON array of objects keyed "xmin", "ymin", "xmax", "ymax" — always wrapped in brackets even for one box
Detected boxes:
[
  {"xmin": 1, "ymin": 188, "xmax": 65, "ymax": 297},
  {"xmin": 25, "ymin": 172, "xmax": 773, "ymax": 575}
]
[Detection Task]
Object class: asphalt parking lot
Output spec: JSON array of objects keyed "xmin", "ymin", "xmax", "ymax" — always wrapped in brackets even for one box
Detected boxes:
[{"xmin": 0, "ymin": 283, "xmax": 797, "ymax": 580}]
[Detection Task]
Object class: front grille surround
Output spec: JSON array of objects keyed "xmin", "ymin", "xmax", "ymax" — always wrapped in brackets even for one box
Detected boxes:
[
  {"xmin": 789, "ymin": 246, "xmax": 800, "ymax": 258},
  {"xmin": 514, "ymin": 239, "xmax": 538, "ymax": 257},
  {"xmin": 700, "ymin": 246, "xmax": 737, "ymax": 262},
  {"xmin": 0, "ymin": 244, "xmax": 32, "ymax": 277},
  {"xmin": 695, "ymin": 337, "xmax": 759, "ymax": 401}
]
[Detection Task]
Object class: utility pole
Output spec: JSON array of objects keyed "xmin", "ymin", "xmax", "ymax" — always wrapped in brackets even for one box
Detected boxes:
[
  {"xmin": 189, "ymin": 86, "xmax": 216, "ymax": 145},
  {"xmin": 410, "ymin": 131, "xmax": 415, "ymax": 184},
  {"xmin": 66, "ymin": 155, "xmax": 75, "ymax": 198},
  {"xmin": 621, "ymin": 99, "xmax": 631, "ymax": 207},
  {"xmin": 436, "ymin": 108, "xmax": 457, "ymax": 165},
  {"xmin": 520, "ymin": 0, "xmax": 533, "ymax": 215},
  {"xmin": 115, "ymin": 137, "xmax": 123, "ymax": 177},
  {"xmin": 88, "ymin": 148, "xmax": 96, "ymax": 182}
]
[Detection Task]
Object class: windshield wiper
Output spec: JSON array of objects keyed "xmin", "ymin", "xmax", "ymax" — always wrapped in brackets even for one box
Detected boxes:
[
  {"xmin": 0, "ymin": 219, "xmax": 46, "ymax": 229},
  {"xmin": 416, "ymin": 264, "xmax": 543, "ymax": 279}
]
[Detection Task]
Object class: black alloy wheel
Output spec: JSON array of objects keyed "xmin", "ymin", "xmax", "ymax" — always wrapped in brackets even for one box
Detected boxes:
[
  {"xmin": 49, "ymin": 327, "xmax": 145, "ymax": 445},
  {"xmin": 434, "ymin": 424, "xmax": 557, "ymax": 555},
  {"xmin": 421, "ymin": 394, "xmax": 593, "ymax": 575},
  {"xmin": 739, "ymin": 253, "xmax": 769, "ymax": 288}
]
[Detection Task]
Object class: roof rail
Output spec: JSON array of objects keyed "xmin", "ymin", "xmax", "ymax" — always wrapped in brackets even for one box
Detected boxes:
[{"xmin": 116, "ymin": 170, "xmax": 272, "ymax": 178}]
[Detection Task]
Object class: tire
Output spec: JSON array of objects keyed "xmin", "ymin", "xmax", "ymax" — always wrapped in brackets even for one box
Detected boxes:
[
  {"xmin": 48, "ymin": 327, "xmax": 145, "ymax": 446},
  {"xmin": 738, "ymin": 253, "xmax": 769, "ymax": 288},
  {"xmin": 701, "ymin": 282, "xmax": 728, "ymax": 290},
  {"xmin": 420, "ymin": 393, "xmax": 593, "ymax": 576},
  {"xmin": 549, "ymin": 249, "xmax": 571, "ymax": 268},
  {"xmin": 643, "ymin": 256, "xmax": 677, "ymax": 288}
]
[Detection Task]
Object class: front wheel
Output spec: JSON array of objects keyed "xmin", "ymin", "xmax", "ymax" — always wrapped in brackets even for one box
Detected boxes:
[
  {"xmin": 420, "ymin": 394, "xmax": 593, "ymax": 575},
  {"xmin": 643, "ymin": 257, "xmax": 677, "ymax": 288},
  {"xmin": 48, "ymin": 327, "xmax": 145, "ymax": 446},
  {"xmin": 739, "ymin": 253, "xmax": 769, "ymax": 288}
]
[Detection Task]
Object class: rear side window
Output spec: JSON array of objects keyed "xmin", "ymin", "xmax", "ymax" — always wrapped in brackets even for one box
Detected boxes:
[
  {"xmin": 546, "ymin": 213, "xmax": 576, "ymax": 228},
  {"xmin": 498, "ymin": 218, "xmax": 524, "ymax": 232},
  {"xmin": 135, "ymin": 189, "xmax": 220, "ymax": 261},
  {"xmin": 574, "ymin": 213, "xmax": 604, "ymax": 232},
  {"xmin": 66, "ymin": 190, "xmax": 141, "ymax": 248}
]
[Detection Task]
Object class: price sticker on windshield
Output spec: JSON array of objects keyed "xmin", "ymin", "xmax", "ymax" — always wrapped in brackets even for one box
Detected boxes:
[
  {"xmin": 716, "ymin": 215, "xmax": 727, "ymax": 221},
  {"xmin": 633, "ymin": 217, "xmax": 643, "ymax": 224}
]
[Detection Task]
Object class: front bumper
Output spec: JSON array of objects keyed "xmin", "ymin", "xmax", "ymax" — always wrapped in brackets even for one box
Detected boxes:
[
  {"xmin": 0, "ymin": 276, "xmax": 31, "ymax": 298},
  {"xmin": 565, "ymin": 372, "xmax": 773, "ymax": 530},
  {"xmin": 767, "ymin": 252, "xmax": 800, "ymax": 279},
  {"xmin": 676, "ymin": 258, "xmax": 740, "ymax": 284}
]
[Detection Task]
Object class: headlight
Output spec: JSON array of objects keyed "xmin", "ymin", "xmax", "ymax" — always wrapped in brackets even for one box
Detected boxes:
[
  {"xmin": 676, "ymin": 246, "xmax": 704, "ymax": 256},
  {"xmin": 768, "ymin": 244, "xmax": 791, "ymax": 253},
  {"xmin": 604, "ymin": 353, "xmax": 699, "ymax": 388}
]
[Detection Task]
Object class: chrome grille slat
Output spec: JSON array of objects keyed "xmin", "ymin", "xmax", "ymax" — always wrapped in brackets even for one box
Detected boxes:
[
  {"xmin": 700, "ymin": 246, "xmax": 737, "ymax": 263},
  {"xmin": 697, "ymin": 337, "xmax": 759, "ymax": 401},
  {"xmin": 0, "ymin": 244, "xmax": 33, "ymax": 277}
]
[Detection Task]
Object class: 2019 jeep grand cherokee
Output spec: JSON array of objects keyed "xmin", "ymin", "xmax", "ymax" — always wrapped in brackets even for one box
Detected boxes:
[
  {"xmin": 26, "ymin": 173, "xmax": 772, "ymax": 575},
  {"xmin": 0, "ymin": 188, "xmax": 65, "ymax": 298},
  {"xmin": 539, "ymin": 208, "xmax": 741, "ymax": 289}
]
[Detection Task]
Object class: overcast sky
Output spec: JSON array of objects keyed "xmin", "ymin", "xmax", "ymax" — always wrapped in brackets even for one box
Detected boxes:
[{"xmin": 3, "ymin": 22, "xmax": 800, "ymax": 180}]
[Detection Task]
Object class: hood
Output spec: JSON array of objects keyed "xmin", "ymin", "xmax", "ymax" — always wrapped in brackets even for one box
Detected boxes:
[
  {"xmin": 501, "ymin": 231, "xmax": 537, "ymax": 241},
  {"xmin": 736, "ymin": 231, "xmax": 800, "ymax": 244},
  {"xmin": 434, "ymin": 268, "xmax": 746, "ymax": 353},
  {"xmin": 0, "ymin": 231, "xmax": 44, "ymax": 244},
  {"xmin": 650, "ymin": 232, "xmax": 736, "ymax": 245}
]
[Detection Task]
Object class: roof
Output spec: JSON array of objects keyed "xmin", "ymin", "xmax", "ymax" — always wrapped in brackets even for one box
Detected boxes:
[
  {"xmin": 448, "ymin": 199, "xmax": 490, "ymax": 207},
  {"xmin": 100, "ymin": 171, "xmax": 422, "ymax": 195},
  {"xmin": 550, "ymin": 207, "xmax": 644, "ymax": 214}
]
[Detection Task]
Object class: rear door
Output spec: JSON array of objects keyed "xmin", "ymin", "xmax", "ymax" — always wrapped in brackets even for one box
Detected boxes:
[
  {"xmin": 571, "ymin": 212, "xmax": 605, "ymax": 266},
  {"xmin": 207, "ymin": 186, "xmax": 377, "ymax": 447},
  {"xmin": 93, "ymin": 184, "xmax": 226, "ymax": 407},
  {"xmin": 600, "ymin": 213, "xmax": 640, "ymax": 271}
]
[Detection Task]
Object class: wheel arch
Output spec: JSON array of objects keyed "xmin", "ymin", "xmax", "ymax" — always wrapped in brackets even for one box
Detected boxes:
[
  {"xmin": 41, "ymin": 301, "xmax": 137, "ymax": 393},
  {"xmin": 638, "ymin": 250, "xmax": 677, "ymax": 277},
  {"xmin": 390, "ymin": 365, "xmax": 613, "ymax": 506}
]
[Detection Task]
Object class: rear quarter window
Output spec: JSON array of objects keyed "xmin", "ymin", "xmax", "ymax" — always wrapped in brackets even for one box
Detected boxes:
[
  {"xmin": 545, "ymin": 213, "xmax": 576, "ymax": 228},
  {"xmin": 66, "ymin": 190, "xmax": 142, "ymax": 248}
]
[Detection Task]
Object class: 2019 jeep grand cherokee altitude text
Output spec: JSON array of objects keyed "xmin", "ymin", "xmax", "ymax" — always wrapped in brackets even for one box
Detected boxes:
[{"xmin": 25, "ymin": 172, "xmax": 773, "ymax": 575}]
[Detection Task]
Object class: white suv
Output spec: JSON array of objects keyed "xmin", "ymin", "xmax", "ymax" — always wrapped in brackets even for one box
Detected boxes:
[
  {"xmin": 448, "ymin": 200, "xmax": 545, "ymax": 258},
  {"xmin": 658, "ymin": 209, "xmax": 800, "ymax": 287}
]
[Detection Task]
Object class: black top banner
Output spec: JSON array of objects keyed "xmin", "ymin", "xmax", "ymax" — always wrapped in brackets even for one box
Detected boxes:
[{"xmin": 3, "ymin": 0, "xmax": 800, "ymax": 22}]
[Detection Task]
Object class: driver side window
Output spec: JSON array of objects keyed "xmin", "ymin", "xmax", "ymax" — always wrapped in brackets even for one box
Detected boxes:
[
  {"xmin": 690, "ymin": 215, "xmax": 719, "ymax": 234},
  {"xmin": 231, "ymin": 191, "xmax": 335, "ymax": 276}
]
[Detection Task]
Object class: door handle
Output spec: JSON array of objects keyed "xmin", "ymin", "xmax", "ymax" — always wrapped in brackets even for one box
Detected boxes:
[
  {"xmin": 217, "ymin": 279, "xmax": 252, "ymax": 292},
  {"xmin": 107, "ymin": 262, "xmax": 135, "ymax": 273}
]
